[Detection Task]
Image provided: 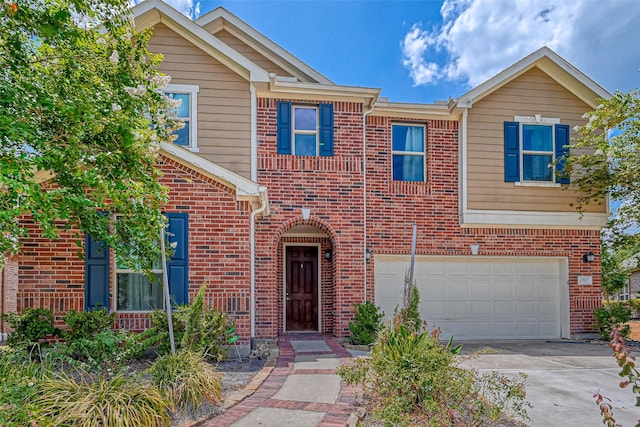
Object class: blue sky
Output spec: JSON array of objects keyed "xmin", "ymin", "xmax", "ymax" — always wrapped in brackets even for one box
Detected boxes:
[{"xmin": 161, "ymin": 0, "xmax": 640, "ymax": 104}]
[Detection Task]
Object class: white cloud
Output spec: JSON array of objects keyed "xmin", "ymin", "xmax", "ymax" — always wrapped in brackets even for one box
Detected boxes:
[
  {"xmin": 401, "ymin": 0, "xmax": 640, "ymax": 93},
  {"xmin": 133, "ymin": 0, "xmax": 201, "ymax": 19},
  {"xmin": 401, "ymin": 24, "xmax": 441, "ymax": 85}
]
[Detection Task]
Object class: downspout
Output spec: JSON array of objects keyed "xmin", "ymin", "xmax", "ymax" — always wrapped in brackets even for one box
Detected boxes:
[
  {"xmin": 363, "ymin": 103, "xmax": 375, "ymax": 303},
  {"xmin": 249, "ymin": 187, "xmax": 268, "ymax": 350}
]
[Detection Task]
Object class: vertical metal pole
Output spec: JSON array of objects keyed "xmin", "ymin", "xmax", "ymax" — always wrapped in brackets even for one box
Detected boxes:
[
  {"xmin": 409, "ymin": 224, "xmax": 417, "ymax": 286},
  {"xmin": 160, "ymin": 227, "xmax": 176, "ymax": 355}
]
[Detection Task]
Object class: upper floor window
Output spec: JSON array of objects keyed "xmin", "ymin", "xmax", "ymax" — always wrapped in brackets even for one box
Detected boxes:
[
  {"xmin": 164, "ymin": 84, "xmax": 199, "ymax": 152},
  {"xmin": 277, "ymin": 101, "xmax": 334, "ymax": 156},
  {"xmin": 392, "ymin": 123, "xmax": 425, "ymax": 182},
  {"xmin": 504, "ymin": 116, "xmax": 569, "ymax": 184}
]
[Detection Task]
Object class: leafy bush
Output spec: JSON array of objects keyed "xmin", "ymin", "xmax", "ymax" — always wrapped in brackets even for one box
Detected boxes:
[
  {"xmin": 348, "ymin": 301, "xmax": 383, "ymax": 345},
  {"xmin": 150, "ymin": 285, "xmax": 234, "ymax": 361},
  {"xmin": 337, "ymin": 321, "xmax": 529, "ymax": 426},
  {"xmin": 49, "ymin": 328, "xmax": 159, "ymax": 373},
  {"xmin": 594, "ymin": 303, "xmax": 632, "ymax": 340},
  {"xmin": 62, "ymin": 308, "xmax": 115, "ymax": 341},
  {"xmin": 1, "ymin": 308, "xmax": 60, "ymax": 348},
  {"xmin": 0, "ymin": 347, "xmax": 48, "ymax": 426},
  {"xmin": 149, "ymin": 349, "xmax": 223, "ymax": 413},
  {"xmin": 34, "ymin": 372, "xmax": 170, "ymax": 427}
]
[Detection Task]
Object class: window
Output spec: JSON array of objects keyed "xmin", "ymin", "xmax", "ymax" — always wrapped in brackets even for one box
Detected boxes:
[
  {"xmin": 277, "ymin": 101, "xmax": 334, "ymax": 156},
  {"xmin": 392, "ymin": 124, "xmax": 425, "ymax": 182},
  {"xmin": 84, "ymin": 213, "xmax": 189, "ymax": 312},
  {"xmin": 164, "ymin": 84, "xmax": 199, "ymax": 152},
  {"xmin": 115, "ymin": 252, "xmax": 164, "ymax": 311},
  {"xmin": 504, "ymin": 117, "xmax": 569, "ymax": 184}
]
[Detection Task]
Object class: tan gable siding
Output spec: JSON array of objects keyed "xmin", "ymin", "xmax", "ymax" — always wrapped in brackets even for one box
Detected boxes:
[
  {"xmin": 213, "ymin": 29, "xmax": 293, "ymax": 78},
  {"xmin": 148, "ymin": 24, "xmax": 251, "ymax": 178},
  {"xmin": 466, "ymin": 67, "xmax": 606, "ymax": 213}
]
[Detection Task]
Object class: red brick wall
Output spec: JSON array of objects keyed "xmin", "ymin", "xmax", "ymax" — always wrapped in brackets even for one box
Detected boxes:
[
  {"xmin": 255, "ymin": 105, "xmax": 601, "ymax": 338},
  {"xmin": 255, "ymin": 98, "xmax": 366, "ymax": 338},
  {"xmin": 364, "ymin": 115, "xmax": 601, "ymax": 335},
  {"xmin": 16, "ymin": 155, "xmax": 253, "ymax": 340}
]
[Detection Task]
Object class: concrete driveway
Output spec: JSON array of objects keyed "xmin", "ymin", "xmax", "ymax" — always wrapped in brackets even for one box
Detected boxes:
[{"xmin": 459, "ymin": 340, "xmax": 639, "ymax": 427}]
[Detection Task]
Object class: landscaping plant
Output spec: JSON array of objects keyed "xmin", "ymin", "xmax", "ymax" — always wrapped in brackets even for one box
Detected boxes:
[
  {"xmin": 337, "ymin": 316, "xmax": 529, "ymax": 426},
  {"xmin": 149, "ymin": 349, "xmax": 223, "ymax": 413},
  {"xmin": 150, "ymin": 284, "xmax": 234, "ymax": 361},
  {"xmin": 0, "ymin": 308, "xmax": 60, "ymax": 349},
  {"xmin": 594, "ymin": 302, "xmax": 632, "ymax": 341},
  {"xmin": 34, "ymin": 372, "xmax": 170, "ymax": 427},
  {"xmin": 348, "ymin": 301, "xmax": 384, "ymax": 345},
  {"xmin": 594, "ymin": 325, "xmax": 640, "ymax": 427},
  {"xmin": 0, "ymin": 347, "xmax": 49, "ymax": 427}
]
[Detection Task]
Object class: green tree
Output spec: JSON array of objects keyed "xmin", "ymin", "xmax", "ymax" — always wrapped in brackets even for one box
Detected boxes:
[
  {"xmin": 565, "ymin": 90, "xmax": 640, "ymax": 250},
  {"xmin": 0, "ymin": 0, "xmax": 179, "ymax": 269}
]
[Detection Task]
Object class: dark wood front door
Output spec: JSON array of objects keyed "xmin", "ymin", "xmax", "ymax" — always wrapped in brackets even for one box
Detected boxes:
[{"xmin": 286, "ymin": 246, "xmax": 318, "ymax": 331}]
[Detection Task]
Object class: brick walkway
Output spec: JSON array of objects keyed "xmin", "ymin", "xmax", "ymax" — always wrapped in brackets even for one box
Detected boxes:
[{"xmin": 201, "ymin": 334, "xmax": 359, "ymax": 427}]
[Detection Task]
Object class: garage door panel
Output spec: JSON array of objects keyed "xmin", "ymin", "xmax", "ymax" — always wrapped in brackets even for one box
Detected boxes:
[
  {"xmin": 516, "ymin": 282, "xmax": 537, "ymax": 298},
  {"xmin": 471, "ymin": 301, "xmax": 491, "ymax": 315},
  {"xmin": 375, "ymin": 256, "xmax": 563, "ymax": 340},
  {"xmin": 494, "ymin": 280, "xmax": 515, "ymax": 297},
  {"xmin": 494, "ymin": 301, "xmax": 515, "ymax": 316}
]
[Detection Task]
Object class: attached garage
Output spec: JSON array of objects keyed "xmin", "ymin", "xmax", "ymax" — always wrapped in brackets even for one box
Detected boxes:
[{"xmin": 374, "ymin": 255, "xmax": 569, "ymax": 340}]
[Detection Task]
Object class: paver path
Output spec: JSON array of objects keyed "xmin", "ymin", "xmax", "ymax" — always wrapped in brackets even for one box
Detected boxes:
[{"xmin": 202, "ymin": 334, "xmax": 358, "ymax": 427}]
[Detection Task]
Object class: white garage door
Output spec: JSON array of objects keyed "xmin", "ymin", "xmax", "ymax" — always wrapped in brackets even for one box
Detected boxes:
[{"xmin": 375, "ymin": 256, "xmax": 566, "ymax": 340}]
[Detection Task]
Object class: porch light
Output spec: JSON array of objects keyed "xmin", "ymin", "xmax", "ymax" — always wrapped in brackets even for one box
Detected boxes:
[
  {"xmin": 470, "ymin": 244, "xmax": 480, "ymax": 256},
  {"xmin": 365, "ymin": 249, "xmax": 372, "ymax": 261},
  {"xmin": 324, "ymin": 249, "xmax": 332, "ymax": 261},
  {"xmin": 583, "ymin": 251, "xmax": 595, "ymax": 263}
]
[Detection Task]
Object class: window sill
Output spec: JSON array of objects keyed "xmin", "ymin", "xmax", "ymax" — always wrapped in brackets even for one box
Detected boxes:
[{"xmin": 514, "ymin": 181, "xmax": 561, "ymax": 188}]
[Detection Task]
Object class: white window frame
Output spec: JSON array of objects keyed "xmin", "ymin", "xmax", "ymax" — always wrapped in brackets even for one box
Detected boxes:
[
  {"xmin": 391, "ymin": 123, "xmax": 426, "ymax": 182},
  {"xmin": 292, "ymin": 105, "xmax": 319, "ymax": 156},
  {"xmin": 514, "ymin": 115, "xmax": 560, "ymax": 187},
  {"xmin": 164, "ymin": 83, "xmax": 199, "ymax": 152}
]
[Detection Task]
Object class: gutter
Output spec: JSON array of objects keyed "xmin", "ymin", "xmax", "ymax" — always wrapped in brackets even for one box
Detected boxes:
[{"xmin": 249, "ymin": 187, "xmax": 268, "ymax": 349}]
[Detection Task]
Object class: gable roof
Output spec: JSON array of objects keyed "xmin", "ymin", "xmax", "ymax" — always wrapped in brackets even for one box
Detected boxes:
[
  {"xmin": 132, "ymin": 0, "xmax": 269, "ymax": 83},
  {"xmin": 456, "ymin": 46, "xmax": 611, "ymax": 109},
  {"xmin": 195, "ymin": 7, "xmax": 333, "ymax": 85}
]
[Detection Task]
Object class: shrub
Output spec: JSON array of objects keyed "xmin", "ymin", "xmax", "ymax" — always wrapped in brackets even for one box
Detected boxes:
[
  {"xmin": 148, "ymin": 349, "xmax": 223, "ymax": 413},
  {"xmin": 337, "ymin": 321, "xmax": 529, "ymax": 426},
  {"xmin": 34, "ymin": 372, "xmax": 170, "ymax": 427},
  {"xmin": 49, "ymin": 328, "xmax": 159, "ymax": 373},
  {"xmin": 1, "ymin": 308, "xmax": 60, "ymax": 348},
  {"xmin": 593, "ymin": 302, "xmax": 632, "ymax": 340},
  {"xmin": 0, "ymin": 347, "xmax": 48, "ymax": 426},
  {"xmin": 62, "ymin": 308, "xmax": 116, "ymax": 341},
  {"xmin": 150, "ymin": 284, "xmax": 234, "ymax": 361},
  {"xmin": 349, "ymin": 301, "xmax": 383, "ymax": 345}
]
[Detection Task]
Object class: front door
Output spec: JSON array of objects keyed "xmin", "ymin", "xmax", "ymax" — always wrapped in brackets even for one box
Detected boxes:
[{"xmin": 286, "ymin": 246, "xmax": 318, "ymax": 331}]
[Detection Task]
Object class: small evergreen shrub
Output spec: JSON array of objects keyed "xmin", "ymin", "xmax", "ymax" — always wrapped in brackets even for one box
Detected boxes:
[
  {"xmin": 149, "ymin": 349, "xmax": 223, "ymax": 413},
  {"xmin": 149, "ymin": 284, "xmax": 234, "ymax": 361},
  {"xmin": 1, "ymin": 308, "xmax": 60, "ymax": 348},
  {"xmin": 348, "ymin": 301, "xmax": 383, "ymax": 345},
  {"xmin": 594, "ymin": 303, "xmax": 632, "ymax": 340},
  {"xmin": 62, "ymin": 308, "xmax": 115, "ymax": 341}
]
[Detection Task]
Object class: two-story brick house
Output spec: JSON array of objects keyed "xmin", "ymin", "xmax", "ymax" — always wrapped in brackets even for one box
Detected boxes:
[{"xmin": 1, "ymin": 0, "xmax": 610, "ymax": 344}]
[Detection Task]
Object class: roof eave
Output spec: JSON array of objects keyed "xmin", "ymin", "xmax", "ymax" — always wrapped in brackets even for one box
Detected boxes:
[
  {"xmin": 456, "ymin": 47, "xmax": 611, "ymax": 109},
  {"xmin": 133, "ymin": 0, "xmax": 269, "ymax": 83}
]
